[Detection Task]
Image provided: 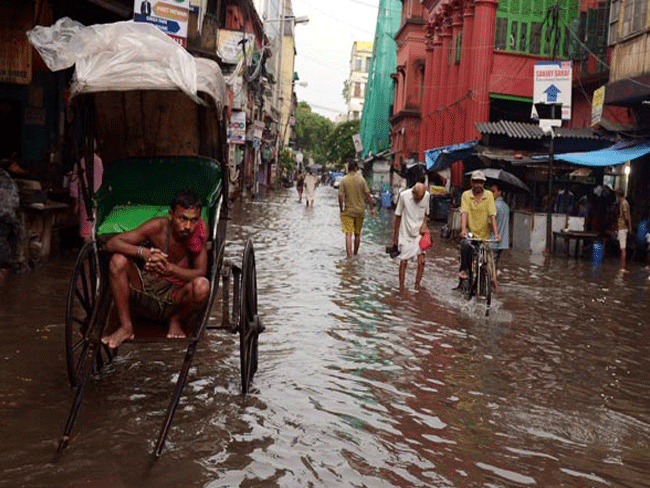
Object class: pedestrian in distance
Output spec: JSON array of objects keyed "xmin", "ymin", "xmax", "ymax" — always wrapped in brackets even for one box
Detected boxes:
[
  {"xmin": 338, "ymin": 160, "xmax": 375, "ymax": 257},
  {"xmin": 489, "ymin": 182, "xmax": 509, "ymax": 291},
  {"xmin": 391, "ymin": 182, "xmax": 430, "ymax": 290},
  {"xmin": 69, "ymin": 149, "xmax": 103, "ymax": 242},
  {"xmin": 296, "ymin": 170, "xmax": 305, "ymax": 203},
  {"xmin": 615, "ymin": 188, "xmax": 632, "ymax": 271},
  {"xmin": 304, "ymin": 170, "xmax": 318, "ymax": 207}
]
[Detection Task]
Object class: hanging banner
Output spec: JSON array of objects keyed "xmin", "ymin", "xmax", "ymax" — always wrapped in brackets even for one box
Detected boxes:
[
  {"xmin": 134, "ymin": 0, "xmax": 190, "ymax": 47},
  {"xmin": 227, "ymin": 111, "xmax": 246, "ymax": 145},
  {"xmin": 217, "ymin": 30, "xmax": 255, "ymax": 65},
  {"xmin": 591, "ymin": 85, "xmax": 605, "ymax": 127}
]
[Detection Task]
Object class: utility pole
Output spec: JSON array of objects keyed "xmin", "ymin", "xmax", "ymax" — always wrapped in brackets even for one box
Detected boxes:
[{"xmin": 545, "ymin": 0, "xmax": 561, "ymax": 254}]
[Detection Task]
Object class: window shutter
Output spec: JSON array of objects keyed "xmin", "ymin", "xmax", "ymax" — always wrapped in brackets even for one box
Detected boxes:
[
  {"xmin": 585, "ymin": 8, "xmax": 598, "ymax": 51},
  {"xmin": 530, "ymin": 21, "xmax": 542, "ymax": 54},
  {"xmin": 519, "ymin": 23, "xmax": 528, "ymax": 51},
  {"xmin": 622, "ymin": 0, "xmax": 634, "ymax": 38},
  {"xmin": 510, "ymin": 21, "xmax": 519, "ymax": 50},
  {"xmin": 608, "ymin": 0, "xmax": 620, "ymax": 45},
  {"xmin": 595, "ymin": 4, "xmax": 608, "ymax": 55},
  {"xmin": 511, "ymin": 0, "xmax": 520, "ymax": 15},
  {"xmin": 495, "ymin": 17, "xmax": 508, "ymax": 50},
  {"xmin": 563, "ymin": 26, "xmax": 569, "ymax": 57},
  {"xmin": 633, "ymin": 0, "xmax": 647, "ymax": 33}
]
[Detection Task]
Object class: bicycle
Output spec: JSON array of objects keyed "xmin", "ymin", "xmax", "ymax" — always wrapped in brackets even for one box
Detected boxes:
[{"xmin": 458, "ymin": 234, "xmax": 496, "ymax": 316}]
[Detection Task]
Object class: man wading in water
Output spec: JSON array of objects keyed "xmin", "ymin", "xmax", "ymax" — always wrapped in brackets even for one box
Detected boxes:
[{"xmin": 101, "ymin": 189, "xmax": 210, "ymax": 348}]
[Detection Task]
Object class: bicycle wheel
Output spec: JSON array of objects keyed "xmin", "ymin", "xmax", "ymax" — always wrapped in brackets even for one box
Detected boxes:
[
  {"xmin": 480, "ymin": 262, "xmax": 492, "ymax": 316},
  {"xmin": 470, "ymin": 246, "xmax": 480, "ymax": 299},
  {"xmin": 460, "ymin": 277, "xmax": 472, "ymax": 300}
]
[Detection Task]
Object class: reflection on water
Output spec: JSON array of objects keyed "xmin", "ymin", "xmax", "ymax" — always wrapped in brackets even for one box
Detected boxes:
[{"xmin": 2, "ymin": 187, "xmax": 650, "ymax": 487}]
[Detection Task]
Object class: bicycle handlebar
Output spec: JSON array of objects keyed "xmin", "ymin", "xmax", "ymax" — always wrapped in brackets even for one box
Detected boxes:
[{"xmin": 465, "ymin": 237, "xmax": 499, "ymax": 244}]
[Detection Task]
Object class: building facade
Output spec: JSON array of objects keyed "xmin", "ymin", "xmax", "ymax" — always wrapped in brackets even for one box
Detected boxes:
[
  {"xmin": 345, "ymin": 41, "xmax": 372, "ymax": 121},
  {"xmin": 604, "ymin": 0, "xmax": 650, "ymax": 222},
  {"xmin": 390, "ymin": 0, "xmax": 427, "ymax": 170},
  {"xmin": 418, "ymin": 0, "xmax": 581, "ymax": 158}
]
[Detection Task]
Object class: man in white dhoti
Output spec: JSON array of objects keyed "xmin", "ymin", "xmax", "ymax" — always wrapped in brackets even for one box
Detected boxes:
[
  {"xmin": 392, "ymin": 182, "xmax": 430, "ymax": 290},
  {"xmin": 304, "ymin": 170, "xmax": 318, "ymax": 207}
]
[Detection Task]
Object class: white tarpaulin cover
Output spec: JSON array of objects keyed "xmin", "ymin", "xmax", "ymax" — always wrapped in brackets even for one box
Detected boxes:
[{"xmin": 27, "ymin": 17, "xmax": 226, "ymax": 110}]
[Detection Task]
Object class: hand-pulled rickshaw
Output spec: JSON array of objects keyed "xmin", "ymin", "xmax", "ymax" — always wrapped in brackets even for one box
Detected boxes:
[{"xmin": 28, "ymin": 20, "xmax": 263, "ymax": 458}]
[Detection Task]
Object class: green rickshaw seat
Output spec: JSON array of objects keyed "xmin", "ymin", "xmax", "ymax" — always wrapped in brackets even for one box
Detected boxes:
[{"xmin": 95, "ymin": 157, "xmax": 223, "ymax": 236}]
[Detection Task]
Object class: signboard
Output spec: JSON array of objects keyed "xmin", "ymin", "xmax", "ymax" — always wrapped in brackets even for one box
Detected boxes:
[
  {"xmin": 352, "ymin": 133, "xmax": 363, "ymax": 154},
  {"xmin": 227, "ymin": 111, "xmax": 246, "ymax": 145},
  {"xmin": 533, "ymin": 61, "xmax": 572, "ymax": 121},
  {"xmin": 591, "ymin": 85, "xmax": 605, "ymax": 127},
  {"xmin": 0, "ymin": 29, "xmax": 32, "ymax": 85},
  {"xmin": 217, "ymin": 30, "xmax": 255, "ymax": 65},
  {"xmin": 253, "ymin": 120, "xmax": 264, "ymax": 140},
  {"xmin": 134, "ymin": 0, "xmax": 190, "ymax": 47},
  {"xmin": 230, "ymin": 76, "xmax": 245, "ymax": 110}
]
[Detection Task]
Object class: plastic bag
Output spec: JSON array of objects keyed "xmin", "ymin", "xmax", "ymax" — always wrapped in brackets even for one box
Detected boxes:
[
  {"xmin": 27, "ymin": 18, "xmax": 199, "ymax": 102},
  {"xmin": 419, "ymin": 232, "xmax": 432, "ymax": 251}
]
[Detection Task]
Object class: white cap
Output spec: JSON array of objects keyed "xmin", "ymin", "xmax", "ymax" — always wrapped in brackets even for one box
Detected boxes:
[{"xmin": 471, "ymin": 170, "xmax": 486, "ymax": 181}]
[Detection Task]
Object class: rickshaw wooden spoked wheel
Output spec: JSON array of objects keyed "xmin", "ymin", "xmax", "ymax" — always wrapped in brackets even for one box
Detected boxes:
[
  {"xmin": 239, "ymin": 239, "xmax": 262, "ymax": 395},
  {"xmin": 65, "ymin": 241, "xmax": 113, "ymax": 387}
]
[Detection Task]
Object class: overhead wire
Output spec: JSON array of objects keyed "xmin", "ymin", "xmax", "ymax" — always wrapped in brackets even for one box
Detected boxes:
[
  {"xmin": 299, "ymin": 101, "xmax": 344, "ymax": 114},
  {"xmin": 294, "ymin": 0, "xmax": 398, "ymax": 36}
]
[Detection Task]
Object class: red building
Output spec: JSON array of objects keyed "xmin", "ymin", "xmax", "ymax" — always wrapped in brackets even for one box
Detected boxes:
[
  {"xmin": 390, "ymin": 0, "xmax": 427, "ymax": 169},
  {"xmin": 387, "ymin": 0, "xmax": 629, "ymax": 171}
]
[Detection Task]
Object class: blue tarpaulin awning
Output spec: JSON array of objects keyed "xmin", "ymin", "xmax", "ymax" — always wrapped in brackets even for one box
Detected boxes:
[
  {"xmin": 425, "ymin": 140, "xmax": 479, "ymax": 171},
  {"xmin": 555, "ymin": 141, "xmax": 650, "ymax": 166}
]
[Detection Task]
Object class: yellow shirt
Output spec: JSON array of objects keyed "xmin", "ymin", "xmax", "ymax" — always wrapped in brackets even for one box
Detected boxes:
[
  {"xmin": 339, "ymin": 171, "xmax": 370, "ymax": 218},
  {"xmin": 461, "ymin": 189, "xmax": 496, "ymax": 240}
]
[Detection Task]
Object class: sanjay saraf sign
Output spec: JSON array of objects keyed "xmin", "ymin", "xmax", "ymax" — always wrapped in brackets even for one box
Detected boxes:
[{"xmin": 532, "ymin": 61, "xmax": 572, "ymax": 121}]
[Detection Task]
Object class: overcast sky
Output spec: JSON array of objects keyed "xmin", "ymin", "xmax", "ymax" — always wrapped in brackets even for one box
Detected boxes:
[{"xmin": 291, "ymin": 0, "xmax": 381, "ymax": 120}]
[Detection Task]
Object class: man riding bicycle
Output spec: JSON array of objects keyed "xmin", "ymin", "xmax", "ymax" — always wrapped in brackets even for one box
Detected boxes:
[{"xmin": 458, "ymin": 170, "xmax": 500, "ymax": 286}]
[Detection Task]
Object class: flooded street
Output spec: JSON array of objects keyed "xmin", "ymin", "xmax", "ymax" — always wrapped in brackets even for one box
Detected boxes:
[{"xmin": 2, "ymin": 185, "xmax": 650, "ymax": 488}]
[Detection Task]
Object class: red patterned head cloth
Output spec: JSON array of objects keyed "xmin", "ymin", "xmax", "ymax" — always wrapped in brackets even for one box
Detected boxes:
[{"xmin": 188, "ymin": 217, "xmax": 207, "ymax": 253}]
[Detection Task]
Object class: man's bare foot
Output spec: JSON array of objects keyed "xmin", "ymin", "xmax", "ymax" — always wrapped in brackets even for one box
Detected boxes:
[
  {"xmin": 101, "ymin": 327, "xmax": 134, "ymax": 349},
  {"xmin": 167, "ymin": 319, "xmax": 186, "ymax": 339}
]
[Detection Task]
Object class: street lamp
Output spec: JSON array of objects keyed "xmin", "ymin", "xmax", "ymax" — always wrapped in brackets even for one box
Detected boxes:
[{"xmin": 264, "ymin": 15, "xmax": 310, "ymax": 24}]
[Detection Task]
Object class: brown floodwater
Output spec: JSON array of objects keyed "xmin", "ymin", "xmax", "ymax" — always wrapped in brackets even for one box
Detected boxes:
[{"xmin": 2, "ymin": 185, "xmax": 650, "ymax": 487}]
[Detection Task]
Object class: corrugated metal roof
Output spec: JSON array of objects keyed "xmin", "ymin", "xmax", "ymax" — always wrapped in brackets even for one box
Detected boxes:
[{"xmin": 474, "ymin": 121, "xmax": 602, "ymax": 140}]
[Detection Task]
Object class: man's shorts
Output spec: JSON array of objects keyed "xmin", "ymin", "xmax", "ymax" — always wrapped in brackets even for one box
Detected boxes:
[
  {"xmin": 341, "ymin": 214, "xmax": 364, "ymax": 234},
  {"xmin": 618, "ymin": 229, "xmax": 628, "ymax": 250},
  {"xmin": 129, "ymin": 265, "xmax": 183, "ymax": 322}
]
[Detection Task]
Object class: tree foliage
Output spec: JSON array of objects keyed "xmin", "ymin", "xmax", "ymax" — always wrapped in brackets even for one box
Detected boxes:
[
  {"xmin": 278, "ymin": 148, "xmax": 296, "ymax": 174},
  {"xmin": 327, "ymin": 120, "xmax": 360, "ymax": 168},
  {"xmin": 294, "ymin": 101, "xmax": 334, "ymax": 166}
]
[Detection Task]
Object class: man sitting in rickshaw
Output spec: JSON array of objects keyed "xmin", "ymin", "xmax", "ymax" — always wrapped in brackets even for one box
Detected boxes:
[{"xmin": 102, "ymin": 189, "xmax": 210, "ymax": 349}]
